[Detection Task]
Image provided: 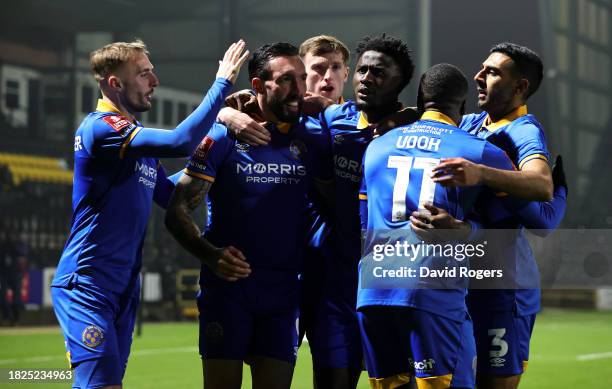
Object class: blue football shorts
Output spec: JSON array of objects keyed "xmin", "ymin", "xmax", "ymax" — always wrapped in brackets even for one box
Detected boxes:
[
  {"xmin": 51, "ymin": 282, "xmax": 139, "ymax": 388},
  {"xmin": 358, "ymin": 306, "xmax": 476, "ymax": 389}
]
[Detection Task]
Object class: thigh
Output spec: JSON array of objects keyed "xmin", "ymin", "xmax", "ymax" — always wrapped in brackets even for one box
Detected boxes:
[
  {"xmin": 198, "ymin": 290, "xmax": 253, "ymax": 360},
  {"xmin": 51, "ymin": 286, "xmax": 120, "ymax": 367},
  {"xmin": 72, "ymin": 356, "xmax": 123, "ymax": 389},
  {"xmin": 408, "ymin": 310, "xmax": 476, "ymax": 389},
  {"xmin": 203, "ymin": 359, "xmax": 243, "ymax": 389},
  {"xmin": 252, "ymin": 298, "xmax": 300, "ymax": 364},
  {"xmin": 250, "ymin": 356, "xmax": 295, "ymax": 389},
  {"xmin": 357, "ymin": 306, "xmax": 412, "ymax": 387},
  {"xmin": 472, "ymin": 309, "xmax": 535, "ymax": 377},
  {"xmin": 310, "ymin": 293, "xmax": 362, "ymax": 371},
  {"xmin": 115, "ymin": 293, "xmax": 140, "ymax": 377},
  {"xmin": 310, "ymin": 258, "xmax": 362, "ymax": 371}
]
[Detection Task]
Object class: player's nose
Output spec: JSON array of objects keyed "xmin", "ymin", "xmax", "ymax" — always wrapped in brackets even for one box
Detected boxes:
[
  {"xmin": 150, "ymin": 72, "xmax": 160, "ymax": 87},
  {"xmin": 473, "ymin": 69, "xmax": 485, "ymax": 84}
]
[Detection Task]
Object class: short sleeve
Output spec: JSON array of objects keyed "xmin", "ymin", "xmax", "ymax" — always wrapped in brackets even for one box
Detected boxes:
[
  {"xmin": 183, "ymin": 123, "xmax": 233, "ymax": 182},
  {"xmin": 511, "ymin": 120, "xmax": 550, "ymax": 169}
]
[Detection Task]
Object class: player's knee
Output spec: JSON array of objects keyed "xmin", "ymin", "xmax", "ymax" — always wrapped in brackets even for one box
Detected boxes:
[{"xmin": 476, "ymin": 373, "xmax": 521, "ymax": 389}]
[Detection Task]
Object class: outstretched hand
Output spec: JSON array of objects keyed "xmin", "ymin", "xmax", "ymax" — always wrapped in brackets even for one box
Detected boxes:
[{"xmin": 216, "ymin": 40, "xmax": 250, "ymax": 84}]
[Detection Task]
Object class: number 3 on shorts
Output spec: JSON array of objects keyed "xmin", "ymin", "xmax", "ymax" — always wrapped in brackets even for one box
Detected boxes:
[{"xmin": 488, "ymin": 328, "xmax": 509, "ymax": 358}]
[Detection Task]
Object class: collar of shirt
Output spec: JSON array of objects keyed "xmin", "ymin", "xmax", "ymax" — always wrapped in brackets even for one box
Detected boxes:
[
  {"xmin": 96, "ymin": 99, "xmax": 135, "ymax": 123},
  {"xmin": 420, "ymin": 111, "xmax": 457, "ymax": 126},
  {"xmin": 266, "ymin": 121, "xmax": 291, "ymax": 134},
  {"xmin": 356, "ymin": 111, "xmax": 371, "ymax": 130},
  {"xmin": 356, "ymin": 102, "xmax": 404, "ymax": 130},
  {"xmin": 481, "ymin": 105, "xmax": 528, "ymax": 132}
]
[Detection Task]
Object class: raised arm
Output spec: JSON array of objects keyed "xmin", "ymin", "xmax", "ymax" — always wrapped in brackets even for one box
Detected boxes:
[
  {"xmin": 124, "ymin": 40, "xmax": 249, "ymax": 158},
  {"xmin": 164, "ymin": 174, "xmax": 251, "ymax": 281}
]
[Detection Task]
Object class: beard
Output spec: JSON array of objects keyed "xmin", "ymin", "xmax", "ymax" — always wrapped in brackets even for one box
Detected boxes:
[
  {"xmin": 124, "ymin": 93, "xmax": 151, "ymax": 113},
  {"xmin": 268, "ymin": 94, "xmax": 302, "ymax": 123}
]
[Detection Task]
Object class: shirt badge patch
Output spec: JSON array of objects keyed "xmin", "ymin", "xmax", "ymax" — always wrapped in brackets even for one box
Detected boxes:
[
  {"xmin": 102, "ymin": 115, "xmax": 132, "ymax": 133},
  {"xmin": 289, "ymin": 140, "xmax": 307, "ymax": 161},
  {"xmin": 194, "ymin": 136, "xmax": 215, "ymax": 161},
  {"xmin": 82, "ymin": 325, "xmax": 104, "ymax": 348}
]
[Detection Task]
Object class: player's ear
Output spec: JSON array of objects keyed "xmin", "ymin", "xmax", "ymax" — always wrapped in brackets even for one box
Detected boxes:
[
  {"xmin": 343, "ymin": 65, "xmax": 350, "ymax": 82},
  {"xmin": 252, "ymin": 77, "xmax": 265, "ymax": 94},
  {"xmin": 516, "ymin": 78, "xmax": 529, "ymax": 100},
  {"xmin": 108, "ymin": 75, "xmax": 122, "ymax": 91}
]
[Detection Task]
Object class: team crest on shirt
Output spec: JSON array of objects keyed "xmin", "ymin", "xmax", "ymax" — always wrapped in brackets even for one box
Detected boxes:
[
  {"xmin": 82, "ymin": 325, "xmax": 104, "ymax": 348},
  {"xmin": 289, "ymin": 140, "xmax": 307, "ymax": 161},
  {"xmin": 334, "ymin": 134, "xmax": 344, "ymax": 145}
]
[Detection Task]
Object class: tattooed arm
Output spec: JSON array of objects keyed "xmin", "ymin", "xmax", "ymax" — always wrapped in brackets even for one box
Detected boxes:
[{"xmin": 164, "ymin": 173, "xmax": 251, "ymax": 281}]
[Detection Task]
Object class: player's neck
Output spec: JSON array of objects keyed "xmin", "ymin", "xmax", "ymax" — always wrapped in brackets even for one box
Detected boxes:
[
  {"xmin": 362, "ymin": 101, "xmax": 401, "ymax": 124},
  {"xmin": 421, "ymin": 103, "xmax": 461, "ymax": 126},
  {"xmin": 487, "ymin": 101, "xmax": 524, "ymax": 123},
  {"xmin": 101, "ymin": 95, "xmax": 136, "ymax": 121}
]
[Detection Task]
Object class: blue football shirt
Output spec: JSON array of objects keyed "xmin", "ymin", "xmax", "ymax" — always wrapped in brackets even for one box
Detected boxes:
[{"xmin": 357, "ymin": 112, "xmax": 514, "ymax": 321}]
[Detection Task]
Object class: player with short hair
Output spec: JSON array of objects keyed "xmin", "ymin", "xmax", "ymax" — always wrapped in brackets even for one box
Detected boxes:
[
  {"xmin": 214, "ymin": 34, "xmax": 417, "ymax": 389},
  {"xmin": 218, "ymin": 34, "xmax": 350, "ymax": 145},
  {"xmin": 214, "ymin": 34, "xmax": 355, "ymax": 388},
  {"xmin": 358, "ymin": 63, "xmax": 516, "ymax": 389},
  {"xmin": 299, "ymin": 34, "xmax": 350, "ymax": 104},
  {"xmin": 164, "ymin": 42, "xmax": 332, "ymax": 389},
  {"xmin": 50, "ymin": 39, "xmax": 247, "ymax": 389},
  {"xmin": 308, "ymin": 34, "xmax": 417, "ymax": 389},
  {"xmin": 414, "ymin": 43, "xmax": 567, "ymax": 389}
]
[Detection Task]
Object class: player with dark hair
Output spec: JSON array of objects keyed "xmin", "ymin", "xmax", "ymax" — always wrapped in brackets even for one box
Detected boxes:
[
  {"xmin": 358, "ymin": 63, "xmax": 515, "ymax": 389},
  {"xmin": 50, "ymin": 39, "xmax": 247, "ymax": 389},
  {"xmin": 305, "ymin": 34, "xmax": 417, "ymax": 389},
  {"xmin": 353, "ymin": 34, "xmax": 414, "ymax": 96},
  {"xmin": 212, "ymin": 33, "xmax": 416, "ymax": 388},
  {"xmin": 165, "ymin": 42, "xmax": 332, "ymax": 389},
  {"xmin": 488, "ymin": 42, "xmax": 543, "ymax": 99},
  {"xmin": 218, "ymin": 35, "xmax": 351, "ymax": 145},
  {"xmin": 412, "ymin": 43, "xmax": 567, "ymax": 389},
  {"xmin": 431, "ymin": 42, "xmax": 551, "ymax": 201}
]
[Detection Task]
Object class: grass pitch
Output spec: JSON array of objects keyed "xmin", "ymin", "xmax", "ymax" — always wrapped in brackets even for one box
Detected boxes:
[{"xmin": 0, "ymin": 309, "xmax": 611, "ymax": 388}]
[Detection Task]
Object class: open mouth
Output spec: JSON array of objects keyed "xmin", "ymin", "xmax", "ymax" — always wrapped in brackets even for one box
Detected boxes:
[
  {"xmin": 285, "ymin": 100, "xmax": 300, "ymax": 112},
  {"xmin": 477, "ymin": 88, "xmax": 487, "ymax": 99},
  {"xmin": 320, "ymin": 85, "xmax": 334, "ymax": 94}
]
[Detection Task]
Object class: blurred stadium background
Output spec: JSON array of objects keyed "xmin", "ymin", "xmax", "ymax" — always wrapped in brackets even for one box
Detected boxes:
[{"xmin": 0, "ymin": 0, "xmax": 611, "ymax": 387}]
